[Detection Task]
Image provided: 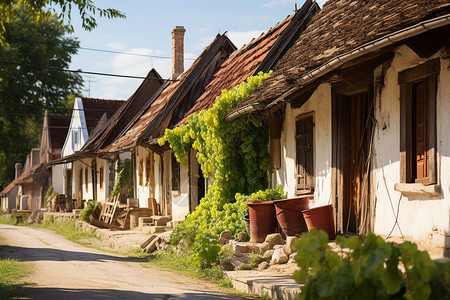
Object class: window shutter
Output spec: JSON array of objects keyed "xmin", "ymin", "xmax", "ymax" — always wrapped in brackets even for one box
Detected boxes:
[{"xmin": 296, "ymin": 116, "xmax": 314, "ymax": 194}]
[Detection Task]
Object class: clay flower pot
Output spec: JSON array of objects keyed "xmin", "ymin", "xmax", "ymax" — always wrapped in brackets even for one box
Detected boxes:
[
  {"xmin": 302, "ymin": 204, "xmax": 336, "ymax": 240},
  {"xmin": 274, "ymin": 196, "xmax": 310, "ymax": 238},
  {"xmin": 247, "ymin": 200, "xmax": 277, "ymax": 243}
]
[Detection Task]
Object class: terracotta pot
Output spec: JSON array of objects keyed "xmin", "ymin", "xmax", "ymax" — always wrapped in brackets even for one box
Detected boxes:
[
  {"xmin": 302, "ymin": 204, "xmax": 336, "ymax": 240},
  {"xmin": 274, "ymin": 196, "xmax": 310, "ymax": 238},
  {"xmin": 242, "ymin": 215, "xmax": 250, "ymax": 235},
  {"xmin": 247, "ymin": 201, "xmax": 277, "ymax": 243}
]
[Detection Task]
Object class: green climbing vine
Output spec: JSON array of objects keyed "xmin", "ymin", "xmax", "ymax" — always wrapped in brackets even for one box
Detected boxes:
[{"xmin": 159, "ymin": 71, "xmax": 272, "ymax": 241}]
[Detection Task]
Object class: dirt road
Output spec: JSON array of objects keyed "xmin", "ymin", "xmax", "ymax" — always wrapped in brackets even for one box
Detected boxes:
[{"xmin": 0, "ymin": 224, "xmax": 242, "ymax": 300}]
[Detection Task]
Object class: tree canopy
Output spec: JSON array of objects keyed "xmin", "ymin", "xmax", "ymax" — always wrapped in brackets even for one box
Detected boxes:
[
  {"xmin": 0, "ymin": 0, "xmax": 125, "ymax": 42},
  {"xmin": 0, "ymin": 7, "xmax": 83, "ymax": 189}
]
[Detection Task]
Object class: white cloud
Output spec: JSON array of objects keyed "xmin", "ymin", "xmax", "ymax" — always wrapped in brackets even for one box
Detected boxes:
[
  {"xmin": 263, "ymin": 0, "xmax": 290, "ymax": 8},
  {"xmin": 105, "ymin": 42, "xmax": 126, "ymax": 51},
  {"xmin": 227, "ymin": 30, "xmax": 264, "ymax": 48}
]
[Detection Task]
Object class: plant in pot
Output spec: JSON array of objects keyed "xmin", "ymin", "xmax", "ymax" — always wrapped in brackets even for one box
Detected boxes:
[{"xmin": 239, "ymin": 185, "xmax": 286, "ymax": 243}]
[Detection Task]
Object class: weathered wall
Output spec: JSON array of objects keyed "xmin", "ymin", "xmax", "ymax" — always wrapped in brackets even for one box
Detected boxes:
[
  {"xmin": 51, "ymin": 164, "xmax": 64, "ymax": 194},
  {"xmin": 135, "ymin": 146, "xmax": 151, "ymax": 208},
  {"xmin": 372, "ymin": 46, "xmax": 450, "ymax": 249},
  {"xmin": 276, "ymin": 83, "xmax": 333, "ymax": 208}
]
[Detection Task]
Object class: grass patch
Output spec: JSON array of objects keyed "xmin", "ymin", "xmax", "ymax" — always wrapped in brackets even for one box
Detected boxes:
[
  {"xmin": 32, "ymin": 220, "xmax": 98, "ymax": 243},
  {"xmin": 145, "ymin": 247, "xmax": 233, "ymax": 288},
  {"xmin": 0, "ymin": 215, "xmax": 16, "ymax": 225},
  {"xmin": 0, "ymin": 258, "xmax": 34, "ymax": 300}
]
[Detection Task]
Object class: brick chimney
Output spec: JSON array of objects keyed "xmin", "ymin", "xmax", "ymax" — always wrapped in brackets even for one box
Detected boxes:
[
  {"xmin": 15, "ymin": 163, "xmax": 22, "ymax": 179},
  {"xmin": 170, "ymin": 26, "xmax": 186, "ymax": 80}
]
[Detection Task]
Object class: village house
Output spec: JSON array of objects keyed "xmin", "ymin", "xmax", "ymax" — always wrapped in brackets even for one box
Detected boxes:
[
  {"xmin": 227, "ymin": 0, "xmax": 450, "ymax": 256},
  {"xmin": 101, "ymin": 28, "xmax": 236, "ymax": 222},
  {"xmin": 53, "ymin": 97, "xmax": 124, "ymax": 208},
  {"xmin": 76, "ymin": 69, "xmax": 164, "ymax": 206},
  {"xmin": 0, "ymin": 112, "xmax": 71, "ymax": 212}
]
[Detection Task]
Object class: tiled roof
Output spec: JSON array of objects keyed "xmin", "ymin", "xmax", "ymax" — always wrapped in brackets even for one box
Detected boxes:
[
  {"xmin": 239, "ymin": 0, "xmax": 450, "ymax": 108},
  {"xmin": 176, "ymin": 16, "xmax": 291, "ymax": 125},
  {"xmin": 0, "ymin": 181, "xmax": 17, "ymax": 195},
  {"xmin": 81, "ymin": 98, "xmax": 125, "ymax": 135},
  {"xmin": 102, "ymin": 34, "xmax": 236, "ymax": 153},
  {"xmin": 47, "ymin": 114, "xmax": 71, "ymax": 152},
  {"xmin": 81, "ymin": 69, "xmax": 164, "ymax": 152}
]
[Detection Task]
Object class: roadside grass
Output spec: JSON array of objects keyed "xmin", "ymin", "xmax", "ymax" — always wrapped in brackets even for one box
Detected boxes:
[
  {"xmin": 32, "ymin": 219, "xmax": 99, "ymax": 244},
  {"xmin": 0, "ymin": 237, "xmax": 34, "ymax": 300},
  {"xmin": 143, "ymin": 247, "xmax": 233, "ymax": 288},
  {"xmin": 0, "ymin": 258, "xmax": 34, "ymax": 300},
  {"xmin": 0, "ymin": 215, "xmax": 16, "ymax": 225}
]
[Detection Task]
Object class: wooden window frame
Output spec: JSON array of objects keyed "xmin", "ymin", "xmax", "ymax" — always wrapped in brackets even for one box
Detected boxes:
[
  {"xmin": 85, "ymin": 168, "xmax": 88, "ymax": 192},
  {"xmin": 295, "ymin": 113, "xmax": 315, "ymax": 195},
  {"xmin": 138, "ymin": 159, "xmax": 143, "ymax": 186},
  {"xmin": 145, "ymin": 156, "xmax": 151, "ymax": 185},
  {"xmin": 74, "ymin": 130, "xmax": 78, "ymax": 144},
  {"xmin": 399, "ymin": 59, "xmax": 439, "ymax": 185},
  {"xmin": 172, "ymin": 153, "xmax": 180, "ymax": 191},
  {"xmin": 99, "ymin": 167, "xmax": 104, "ymax": 190}
]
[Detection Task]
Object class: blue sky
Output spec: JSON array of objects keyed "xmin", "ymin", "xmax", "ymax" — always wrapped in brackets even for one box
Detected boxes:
[{"xmin": 67, "ymin": 0, "xmax": 325, "ymax": 100}]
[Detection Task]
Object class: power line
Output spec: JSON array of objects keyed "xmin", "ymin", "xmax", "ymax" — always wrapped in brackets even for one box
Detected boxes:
[
  {"xmin": 0, "ymin": 102, "xmax": 123, "ymax": 113},
  {"xmin": 7, "ymin": 37, "xmax": 196, "ymax": 61},
  {"xmin": 0, "ymin": 59, "xmax": 177, "ymax": 81}
]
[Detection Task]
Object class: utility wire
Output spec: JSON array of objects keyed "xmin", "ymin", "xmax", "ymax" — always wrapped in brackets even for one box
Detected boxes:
[
  {"xmin": 0, "ymin": 59, "xmax": 177, "ymax": 81},
  {"xmin": 0, "ymin": 102, "xmax": 124, "ymax": 113},
  {"xmin": 7, "ymin": 37, "xmax": 197, "ymax": 61}
]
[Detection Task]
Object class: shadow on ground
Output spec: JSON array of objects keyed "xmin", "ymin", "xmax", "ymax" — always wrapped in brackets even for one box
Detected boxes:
[
  {"xmin": 0, "ymin": 245, "xmax": 145, "ymax": 263},
  {"xmin": 22, "ymin": 287, "xmax": 237, "ymax": 300}
]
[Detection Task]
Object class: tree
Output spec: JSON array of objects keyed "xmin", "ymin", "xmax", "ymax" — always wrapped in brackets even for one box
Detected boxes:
[
  {"xmin": 0, "ymin": 7, "xmax": 83, "ymax": 189},
  {"xmin": 0, "ymin": 0, "xmax": 125, "ymax": 42}
]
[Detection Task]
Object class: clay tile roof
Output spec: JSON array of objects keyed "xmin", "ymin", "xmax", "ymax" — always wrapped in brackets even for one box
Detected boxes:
[
  {"xmin": 0, "ymin": 181, "xmax": 17, "ymax": 195},
  {"xmin": 102, "ymin": 34, "xmax": 236, "ymax": 153},
  {"xmin": 177, "ymin": 0, "xmax": 319, "ymax": 126},
  {"xmin": 177, "ymin": 16, "xmax": 292, "ymax": 125},
  {"xmin": 81, "ymin": 69, "xmax": 164, "ymax": 152},
  {"xmin": 240, "ymin": 0, "xmax": 450, "ymax": 108},
  {"xmin": 81, "ymin": 98, "xmax": 125, "ymax": 135},
  {"xmin": 47, "ymin": 114, "xmax": 71, "ymax": 151}
]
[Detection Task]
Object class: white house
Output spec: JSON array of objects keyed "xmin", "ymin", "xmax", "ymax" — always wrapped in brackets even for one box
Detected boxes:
[{"xmin": 228, "ymin": 0, "xmax": 450, "ymax": 256}]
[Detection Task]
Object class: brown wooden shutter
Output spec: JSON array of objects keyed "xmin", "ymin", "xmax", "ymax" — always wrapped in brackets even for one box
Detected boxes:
[
  {"xmin": 296, "ymin": 116, "xmax": 314, "ymax": 194},
  {"xmin": 414, "ymin": 79, "xmax": 429, "ymax": 182}
]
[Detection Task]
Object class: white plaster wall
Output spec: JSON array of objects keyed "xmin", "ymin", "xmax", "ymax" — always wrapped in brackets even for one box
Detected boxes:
[
  {"xmin": 62, "ymin": 98, "xmax": 89, "ymax": 195},
  {"xmin": 154, "ymin": 154, "xmax": 162, "ymax": 206},
  {"xmin": 136, "ymin": 146, "xmax": 150, "ymax": 208},
  {"xmin": 51, "ymin": 165, "xmax": 64, "ymax": 194},
  {"xmin": 277, "ymin": 83, "xmax": 333, "ymax": 208},
  {"xmin": 72, "ymin": 159, "xmax": 94, "ymax": 202},
  {"xmin": 171, "ymin": 156, "xmax": 190, "ymax": 221},
  {"xmin": 95, "ymin": 158, "xmax": 108, "ymax": 202},
  {"xmin": 373, "ymin": 46, "xmax": 450, "ymax": 243}
]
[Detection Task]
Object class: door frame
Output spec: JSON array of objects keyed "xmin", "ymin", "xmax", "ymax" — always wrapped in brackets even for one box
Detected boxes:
[{"xmin": 332, "ymin": 83, "xmax": 375, "ymax": 235}]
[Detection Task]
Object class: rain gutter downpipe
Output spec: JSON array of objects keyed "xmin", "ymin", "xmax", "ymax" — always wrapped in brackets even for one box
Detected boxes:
[{"xmin": 225, "ymin": 13, "xmax": 450, "ymax": 122}]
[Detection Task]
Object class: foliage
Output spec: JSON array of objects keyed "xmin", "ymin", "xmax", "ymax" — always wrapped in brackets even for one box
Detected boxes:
[
  {"xmin": 293, "ymin": 230, "xmax": 450, "ymax": 300},
  {"xmin": 160, "ymin": 72, "xmax": 272, "ymax": 241},
  {"xmin": 0, "ymin": 258, "xmax": 33, "ymax": 300},
  {"xmin": 0, "ymin": 7, "xmax": 83, "ymax": 189},
  {"xmin": 111, "ymin": 159, "xmax": 133, "ymax": 198},
  {"xmin": 145, "ymin": 246, "xmax": 233, "ymax": 288},
  {"xmin": 0, "ymin": 0, "xmax": 125, "ymax": 42},
  {"xmin": 0, "ymin": 214, "xmax": 17, "ymax": 225},
  {"xmin": 237, "ymin": 184, "xmax": 286, "ymax": 202},
  {"xmin": 188, "ymin": 233, "xmax": 222, "ymax": 269},
  {"xmin": 44, "ymin": 186, "xmax": 58, "ymax": 207},
  {"xmin": 79, "ymin": 200, "xmax": 96, "ymax": 222}
]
